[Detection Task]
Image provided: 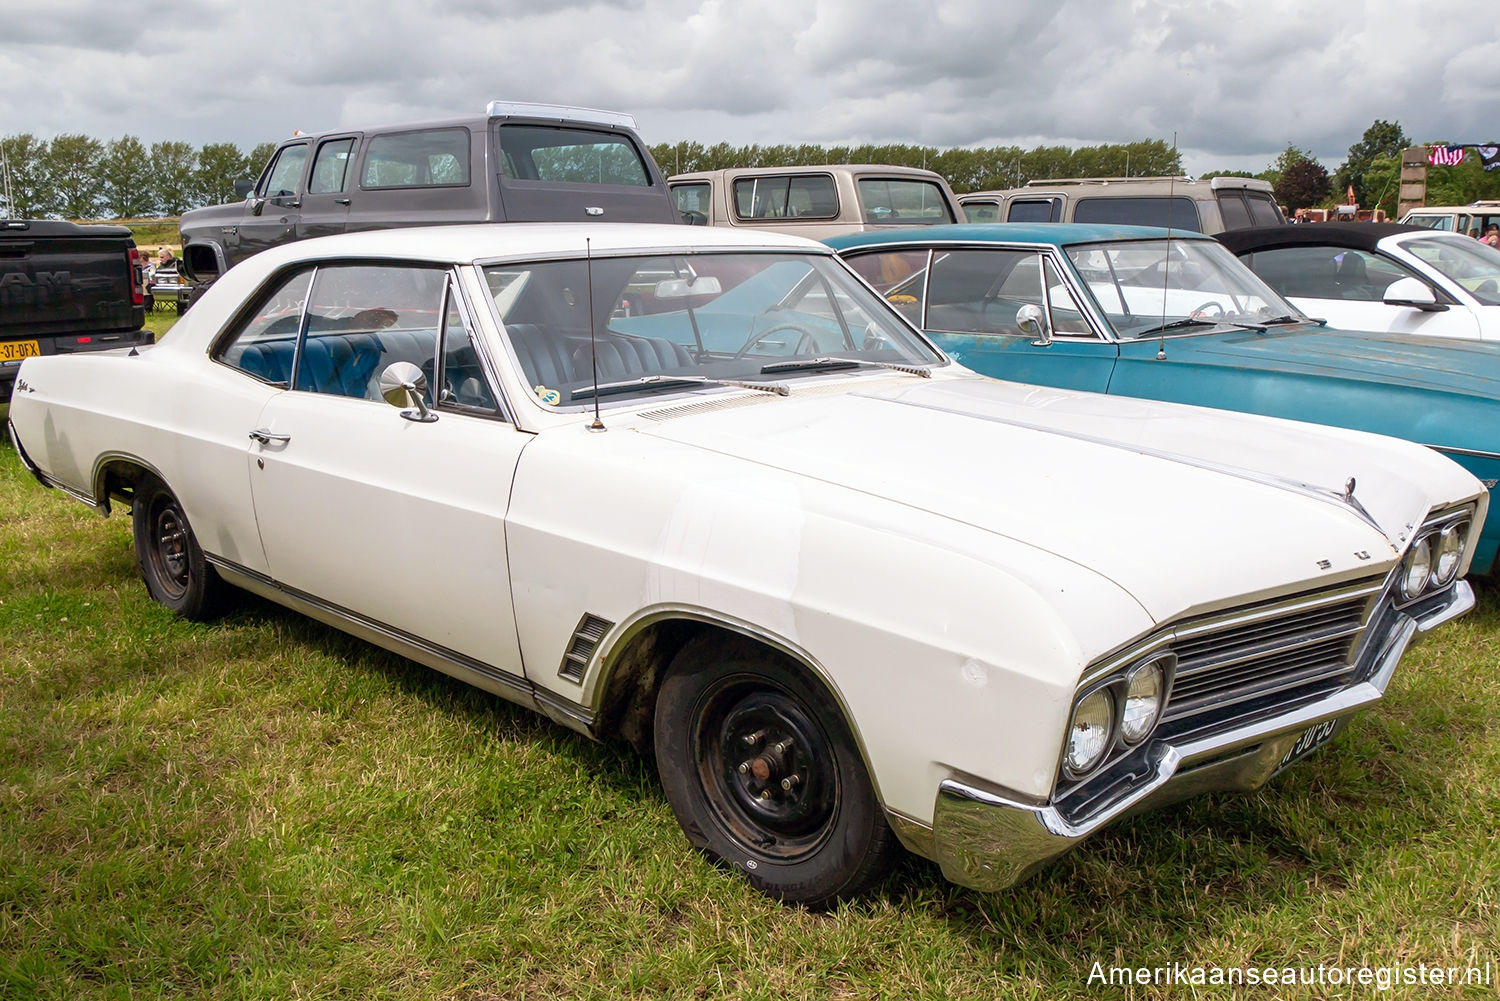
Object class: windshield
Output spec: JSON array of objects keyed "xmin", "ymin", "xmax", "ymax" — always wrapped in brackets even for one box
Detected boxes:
[
  {"xmin": 1064, "ymin": 238, "xmax": 1299, "ymax": 339},
  {"xmin": 482, "ymin": 252, "xmax": 943, "ymax": 408},
  {"xmin": 1404, "ymin": 236, "xmax": 1500, "ymax": 306}
]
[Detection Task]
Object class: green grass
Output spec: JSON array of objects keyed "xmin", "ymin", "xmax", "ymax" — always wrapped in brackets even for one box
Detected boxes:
[{"xmin": 1, "ymin": 437, "xmax": 1497, "ymax": 999}]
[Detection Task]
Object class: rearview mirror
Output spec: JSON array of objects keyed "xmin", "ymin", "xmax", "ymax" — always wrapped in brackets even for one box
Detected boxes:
[
  {"xmin": 655, "ymin": 276, "xmax": 722, "ymax": 299},
  {"xmin": 233, "ymin": 178, "xmax": 255, "ymax": 198},
  {"xmin": 1017, "ymin": 303, "xmax": 1052, "ymax": 345},
  {"xmin": 1383, "ymin": 277, "xmax": 1447, "ymax": 312}
]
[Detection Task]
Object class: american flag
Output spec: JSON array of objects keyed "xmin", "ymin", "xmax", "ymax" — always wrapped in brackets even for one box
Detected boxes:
[{"xmin": 1429, "ymin": 144, "xmax": 1467, "ymax": 166}]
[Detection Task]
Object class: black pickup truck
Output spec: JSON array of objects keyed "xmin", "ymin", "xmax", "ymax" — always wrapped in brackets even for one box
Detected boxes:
[{"xmin": 1, "ymin": 219, "xmax": 151, "ymax": 404}]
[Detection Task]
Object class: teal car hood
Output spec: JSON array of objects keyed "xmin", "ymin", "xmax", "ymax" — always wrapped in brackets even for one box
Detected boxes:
[{"xmin": 1164, "ymin": 323, "xmax": 1500, "ymax": 398}]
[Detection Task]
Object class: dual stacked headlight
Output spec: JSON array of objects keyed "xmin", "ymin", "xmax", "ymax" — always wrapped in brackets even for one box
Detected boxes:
[
  {"xmin": 1064, "ymin": 653, "xmax": 1175, "ymax": 780},
  {"xmin": 1397, "ymin": 517, "xmax": 1471, "ymax": 602}
]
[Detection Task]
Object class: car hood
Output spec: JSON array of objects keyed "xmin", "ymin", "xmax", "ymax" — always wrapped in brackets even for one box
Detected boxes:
[
  {"xmin": 1168, "ymin": 324, "xmax": 1500, "ymax": 397},
  {"xmin": 631, "ymin": 374, "xmax": 1478, "ymax": 623}
]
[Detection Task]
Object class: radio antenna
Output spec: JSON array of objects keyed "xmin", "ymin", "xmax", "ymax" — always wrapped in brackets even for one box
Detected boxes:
[
  {"xmin": 585, "ymin": 238, "xmax": 605, "ymax": 432},
  {"xmin": 1156, "ymin": 132, "xmax": 1178, "ymax": 361}
]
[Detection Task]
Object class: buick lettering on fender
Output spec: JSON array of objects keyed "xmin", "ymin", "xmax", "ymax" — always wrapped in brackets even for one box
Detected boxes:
[{"xmin": 6, "ymin": 223, "xmax": 1485, "ymax": 905}]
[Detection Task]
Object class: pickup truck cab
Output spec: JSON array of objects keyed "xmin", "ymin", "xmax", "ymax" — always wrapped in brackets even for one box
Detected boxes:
[
  {"xmin": 668, "ymin": 164, "xmax": 965, "ymax": 239},
  {"xmin": 179, "ymin": 101, "xmax": 679, "ymax": 290},
  {"xmin": 1, "ymin": 219, "xmax": 150, "ymax": 405}
]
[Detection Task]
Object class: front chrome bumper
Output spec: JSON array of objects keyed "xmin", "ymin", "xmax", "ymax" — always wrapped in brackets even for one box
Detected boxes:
[{"xmin": 930, "ymin": 580, "xmax": 1474, "ymax": 892}]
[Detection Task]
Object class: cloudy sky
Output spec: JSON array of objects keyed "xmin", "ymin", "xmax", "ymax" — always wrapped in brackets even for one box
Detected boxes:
[{"xmin": 4, "ymin": 0, "xmax": 1498, "ymax": 178}]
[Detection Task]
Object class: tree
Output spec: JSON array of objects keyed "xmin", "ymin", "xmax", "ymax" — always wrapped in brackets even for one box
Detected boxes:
[
  {"xmin": 1276, "ymin": 157, "xmax": 1331, "ymax": 211},
  {"xmin": 194, "ymin": 142, "xmax": 252, "ymax": 207},
  {"xmin": 0, "ymin": 133, "xmax": 51, "ymax": 217},
  {"xmin": 99, "ymin": 135, "xmax": 156, "ymax": 218},
  {"xmin": 1335, "ymin": 119, "xmax": 1409, "ymax": 207},
  {"xmin": 46, "ymin": 134, "xmax": 106, "ymax": 219},
  {"xmin": 149, "ymin": 141, "xmax": 197, "ymax": 215}
]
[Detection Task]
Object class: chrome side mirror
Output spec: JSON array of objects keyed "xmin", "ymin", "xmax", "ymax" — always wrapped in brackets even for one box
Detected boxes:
[
  {"xmin": 1383, "ymin": 277, "xmax": 1447, "ymax": 312},
  {"xmin": 1017, "ymin": 303, "xmax": 1052, "ymax": 345},
  {"xmin": 379, "ymin": 362, "xmax": 438, "ymax": 423}
]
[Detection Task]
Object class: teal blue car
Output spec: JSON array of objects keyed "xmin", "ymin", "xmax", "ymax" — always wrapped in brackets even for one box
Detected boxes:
[{"xmin": 827, "ymin": 224, "xmax": 1500, "ymax": 573}]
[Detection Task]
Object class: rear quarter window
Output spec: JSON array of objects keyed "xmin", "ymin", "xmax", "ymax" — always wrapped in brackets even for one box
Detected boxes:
[{"xmin": 499, "ymin": 126, "xmax": 650, "ymax": 186}]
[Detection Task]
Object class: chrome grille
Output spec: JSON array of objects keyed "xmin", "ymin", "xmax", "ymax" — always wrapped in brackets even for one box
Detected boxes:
[{"xmin": 1156, "ymin": 578, "xmax": 1386, "ymax": 740}]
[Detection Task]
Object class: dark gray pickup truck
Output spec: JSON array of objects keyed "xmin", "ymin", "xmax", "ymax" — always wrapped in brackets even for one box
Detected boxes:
[
  {"xmin": 179, "ymin": 101, "xmax": 680, "ymax": 292},
  {"xmin": 1, "ymin": 219, "xmax": 151, "ymax": 404}
]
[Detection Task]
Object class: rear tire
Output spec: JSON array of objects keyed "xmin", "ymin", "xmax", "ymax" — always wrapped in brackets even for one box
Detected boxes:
[
  {"xmin": 131, "ymin": 474, "xmax": 220, "ymax": 619},
  {"xmin": 654, "ymin": 635, "xmax": 899, "ymax": 907}
]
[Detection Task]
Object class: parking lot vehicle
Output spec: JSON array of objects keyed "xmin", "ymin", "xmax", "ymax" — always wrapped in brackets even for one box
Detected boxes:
[
  {"xmin": 831, "ymin": 223, "xmax": 1500, "ymax": 574},
  {"xmin": 178, "ymin": 101, "xmax": 679, "ymax": 294},
  {"xmin": 1220, "ymin": 223, "xmax": 1500, "ymax": 341},
  {"xmin": 1398, "ymin": 201, "xmax": 1500, "ymax": 234},
  {"xmin": 668, "ymin": 164, "xmax": 963, "ymax": 239},
  {"xmin": 146, "ymin": 261, "xmax": 192, "ymax": 312},
  {"xmin": 958, "ymin": 176, "xmax": 1284, "ymax": 233},
  {"xmin": 1, "ymin": 219, "xmax": 151, "ymax": 404},
  {"xmin": 8, "ymin": 222, "xmax": 1483, "ymax": 904}
]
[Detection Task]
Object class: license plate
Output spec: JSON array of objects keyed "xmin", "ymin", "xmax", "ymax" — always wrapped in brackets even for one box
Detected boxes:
[
  {"xmin": 0, "ymin": 340, "xmax": 42, "ymax": 363},
  {"xmin": 1275, "ymin": 718, "xmax": 1343, "ymax": 773}
]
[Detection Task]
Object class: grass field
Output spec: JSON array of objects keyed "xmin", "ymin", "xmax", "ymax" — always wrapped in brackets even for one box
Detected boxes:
[{"xmin": 1, "ymin": 424, "xmax": 1497, "ymax": 998}]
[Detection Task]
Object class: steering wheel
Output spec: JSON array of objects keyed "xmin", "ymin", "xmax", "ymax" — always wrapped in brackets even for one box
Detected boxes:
[
  {"xmin": 1189, "ymin": 300, "xmax": 1225, "ymax": 320},
  {"xmin": 734, "ymin": 322, "xmax": 821, "ymax": 359}
]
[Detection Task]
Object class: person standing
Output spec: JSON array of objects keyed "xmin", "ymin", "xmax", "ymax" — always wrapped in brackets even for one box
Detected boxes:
[{"xmin": 1484, "ymin": 225, "xmax": 1500, "ymax": 249}]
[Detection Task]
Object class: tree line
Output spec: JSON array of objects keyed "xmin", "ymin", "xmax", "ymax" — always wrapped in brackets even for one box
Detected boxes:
[
  {"xmin": 0, "ymin": 134, "xmax": 275, "ymax": 219},
  {"xmin": 4, "ymin": 120, "xmax": 1497, "ymax": 222}
]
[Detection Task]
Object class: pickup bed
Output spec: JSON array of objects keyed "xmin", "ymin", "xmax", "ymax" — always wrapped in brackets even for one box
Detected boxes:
[{"xmin": 2, "ymin": 219, "xmax": 152, "ymax": 403}]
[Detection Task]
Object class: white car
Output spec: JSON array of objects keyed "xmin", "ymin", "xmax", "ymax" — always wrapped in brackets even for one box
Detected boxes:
[
  {"xmin": 6, "ymin": 223, "xmax": 1486, "ymax": 905},
  {"xmin": 1221, "ymin": 223, "xmax": 1500, "ymax": 341}
]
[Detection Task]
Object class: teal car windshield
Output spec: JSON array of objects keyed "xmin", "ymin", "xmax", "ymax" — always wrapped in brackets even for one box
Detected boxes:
[
  {"xmin": 1064, "ymin": 238, "xmax": 1300, "ymax": 339},
  {"xmin": 484, "ymin": 252, "xmax": 943, "ymax": 407},
  {"xmin": 1404, "ymin": 236, "xmax": 1500, "ymax": 306}
]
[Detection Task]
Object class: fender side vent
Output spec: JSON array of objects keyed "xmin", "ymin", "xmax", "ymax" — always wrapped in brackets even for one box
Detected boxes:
[{"xmin": 558, "ymin": 613, "xmax": 612, "ymax": 682}]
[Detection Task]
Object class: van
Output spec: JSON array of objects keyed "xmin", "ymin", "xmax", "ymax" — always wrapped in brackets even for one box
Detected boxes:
[
  {"xmin": 667, "ymin": 164, "xmax": 965, "ymax": 240},
  {"xmin": 1399, "ymin": 202, "xmax": 1500, "ymax": 236},
  {"xmin": 958, "ymin": 175, "xmax": 1285, "ymax": 234},
  {"xmin": 179, "ymin": 101, "xmax": 678, "ymax": 289}
]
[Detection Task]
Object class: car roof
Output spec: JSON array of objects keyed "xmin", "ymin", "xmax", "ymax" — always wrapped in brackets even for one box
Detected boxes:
[
  {"xmin": 669, "ymin": 163, "xmax": 947, "ymax": 182},
  {"xmin": 1216, "ymin": 222, "xmax": 1425, "ymax": 255},
  {"xmin": 824, "ymin": 222, "xmax": 1216, "ymax": 251},
  {"xmin": 249, "ymin": 222, "xmax": 832, "ymax": 268}
]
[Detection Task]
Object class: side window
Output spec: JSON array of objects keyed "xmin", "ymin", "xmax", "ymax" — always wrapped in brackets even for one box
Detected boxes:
[
  {"xmin": 309, "ymin": 138, "xmax": 356, "ymax": 194},
  {"xmin": 498, "ymin": 126, "xmax": 650, "ymax": 186},
  {"xmin": 1217, "ymin": 191, "xmax": 1253, "ymax": 230},
  {"xmin": 1074, "ymin": 196, "xmax": 1204, "ymax": 232},
  {"xmin": 926, "ymin": 250, "xmax": 1092, "ymax": 336},
  {"xmin": 439, "ymin": 286, "xmax": 498, "ymax": 411},
  {"xmin": 857, "ymin": 178, "xmax": 954, "ymax": 224},
  {"xmin": 361, "ymin": 129, "xmax": 471, "ymax": 189},
  {"xmin": 215, "ymin": 270, "xmax": 314, "ymax": 385},
  {"xmin": 1007, "ymin": 198, "xmax": 1060, "ymax": 223},
  {"xmin": 294, "ymin": 265, "xmax": 448, "ymax": 401},
  {"xmin": 1243, "ymin": 246, "xmax": 1418, "ymax": 301},
  {"xmin": 732, "ymin": 175, "xmax": 839, "ymax": 220},
  {"xmin": 258, "ymin": 143, "xmax": 309, "ymax": 198},
  {"xmin": 843, "ymin": 250, "xmax": 929, "ymax": 325},
  {"xmin": 672, "ymin": 182, "xmax": 711, "ymax": 224},
  {"xmin": 1247, "ymin": 193, "xmax": 1283, "ymax": 226},
  {"xmin": 962, "ymin": 201, "xmax": 1000, "ymax": 223}
]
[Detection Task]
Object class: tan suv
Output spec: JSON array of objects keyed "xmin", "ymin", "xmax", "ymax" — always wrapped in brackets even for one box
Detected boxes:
[
  {"xmin": 668, "ymin": 164, "xmax": 965, "ymax": 239},
  {"xmin": 958, "ymin": 175, "xmax": 1284, "ymax": 234},
  {"xmin": 1399, "ymin": 201, "xmax": 1500, "ymax": 236}
]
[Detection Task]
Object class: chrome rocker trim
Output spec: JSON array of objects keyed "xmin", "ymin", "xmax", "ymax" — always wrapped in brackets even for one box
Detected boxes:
[{"xmin": 930, "ymin": 580, "xmax": 1473, "ymax": 892}]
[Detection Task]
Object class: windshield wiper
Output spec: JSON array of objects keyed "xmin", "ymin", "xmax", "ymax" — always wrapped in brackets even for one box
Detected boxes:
[
  {"xmin": 760, "ymin": 357, "xmax": 932, "ymax": 378},
  {"xmin": 1131, "ymin": 317, "xmax": 1217, "ymax": 337},
  {"xmin": 571, "ymin": 374, "xmax": 790, "ymax": 401}
]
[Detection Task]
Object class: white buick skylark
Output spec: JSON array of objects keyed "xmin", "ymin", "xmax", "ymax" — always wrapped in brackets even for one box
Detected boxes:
[{"xmin": 7, "ymin": 223, "xmax": 1486, "ymax": 906}]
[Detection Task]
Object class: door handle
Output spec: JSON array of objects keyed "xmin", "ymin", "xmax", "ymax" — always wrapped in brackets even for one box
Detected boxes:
[
  {"xmin": 335, "ymin": 198, "xmax": 350, "ymax": 206},
  {"xmin": 248, "ymin": 428, "xmax": 292, "ymax": 444}
]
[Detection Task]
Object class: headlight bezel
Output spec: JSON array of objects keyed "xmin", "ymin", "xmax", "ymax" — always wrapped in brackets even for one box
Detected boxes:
[
  {"xmin": 1061, "ymin": 652, "xmax": 1176, "ymax": 783},
  {"xmin": 1395, "ymin": 510, "xmax": 1473, "ymax": 604}
]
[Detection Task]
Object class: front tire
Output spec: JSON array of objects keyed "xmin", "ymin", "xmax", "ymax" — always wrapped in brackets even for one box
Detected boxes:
[
  {"xmin": 131, "ymin": 474, "xmax": 220, "ymax": 619},
  {"xmin": 654, "ymin": 636, "xmax": 899, "ymax": 906}
]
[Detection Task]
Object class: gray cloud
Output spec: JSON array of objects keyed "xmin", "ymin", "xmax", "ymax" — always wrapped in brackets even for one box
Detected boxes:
[{"xmin": 2, "ymin": 0, "xmax": 1497, "ymax": 179}]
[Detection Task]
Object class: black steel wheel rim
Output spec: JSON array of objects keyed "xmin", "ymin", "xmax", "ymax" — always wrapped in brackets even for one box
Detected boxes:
[
  {"xmin": 148, "ymin": 496, "xmax": 191, "ymax": 599},
  {"xmin": 692, "ymin": 674, "xmax": 841, "ymax": 862}
]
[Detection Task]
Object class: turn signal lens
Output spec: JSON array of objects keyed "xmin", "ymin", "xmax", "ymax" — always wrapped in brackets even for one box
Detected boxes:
[{"xmin": 1065, "ymin": 689, "xmax": 1114, "ymax": 776}]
